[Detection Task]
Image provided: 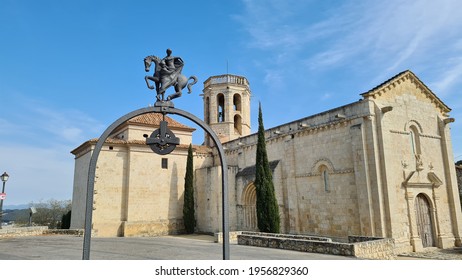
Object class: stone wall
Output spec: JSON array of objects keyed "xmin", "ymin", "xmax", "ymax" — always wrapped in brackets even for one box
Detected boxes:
[
  {"xmin": 348, "ymin": 236, "xmax": 395, "ymax": 260},
  {"xmin": 214, "ymin": 231, "xmax": 242, "ymax": 243},
  {"xmin": 237, "ymin": 232, "xmax": 395, "ymax": 260},
  {"xmin": 0, "ymin": 226, "xmax": 49, "ymax": 238},
  {"xmin": 0, "ymin": 227, "xmax": 85, "ymax": 238}
]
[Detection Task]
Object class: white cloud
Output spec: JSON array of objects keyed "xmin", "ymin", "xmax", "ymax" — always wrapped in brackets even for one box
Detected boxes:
[
  {"xmin": 0, "ymin": 144, "xmax": 74, "ymax": 205},
  {"xmin": 0, "ymin": 94, "xmax": 105, "ymax": 204},
  {"xmin": 239, "ymin": 0, "xmax": 462, "ymax": 74}
]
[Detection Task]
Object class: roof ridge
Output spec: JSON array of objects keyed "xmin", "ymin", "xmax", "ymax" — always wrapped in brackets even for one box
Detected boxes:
[
  {"xmin": 361, "ymin": 70, "xmax": 451, "ymax": 113},
  {"xmin": 127, "ymin": 112, "xmax": 194, "ymax": 130}
]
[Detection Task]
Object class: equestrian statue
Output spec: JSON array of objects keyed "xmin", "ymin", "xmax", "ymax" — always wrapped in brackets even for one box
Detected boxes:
[{"xmin": 144, "ymin": 49, "xmax": 197, "ymax": 102}]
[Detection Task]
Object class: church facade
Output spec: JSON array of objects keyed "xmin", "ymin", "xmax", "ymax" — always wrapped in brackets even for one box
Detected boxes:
[{"xmin": 70, "ymin": 70, "xmax": 462, "ymax": 253}]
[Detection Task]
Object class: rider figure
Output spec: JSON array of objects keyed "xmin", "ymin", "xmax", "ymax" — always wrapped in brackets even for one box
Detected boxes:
[
  {"xmin": 160, "ymin": 49, "xmax": 176, "ymax": 74},
  {"xmin": 158, "ymin": 49, "xmax": 183, "ymax": 94}
]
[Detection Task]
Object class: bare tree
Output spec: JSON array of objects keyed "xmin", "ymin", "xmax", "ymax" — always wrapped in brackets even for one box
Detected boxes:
[{"xmin": 26, "ymin": 199, "xmax": 71, "ymax": 229}]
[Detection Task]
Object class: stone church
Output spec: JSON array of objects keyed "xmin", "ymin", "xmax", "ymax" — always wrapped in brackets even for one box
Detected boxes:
[{"xmin": 70, "ymin": 70, "xmax": 462, "ymax": 253}]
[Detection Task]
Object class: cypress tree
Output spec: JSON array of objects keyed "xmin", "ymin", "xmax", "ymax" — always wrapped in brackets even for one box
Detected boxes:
[
  {"xmin": 183, "ymin": 144, "xmax": 196, "ymax": 233},
  {"xmin": 60, "ymin": 210, "xmax": 72, "ymax": 229},
  {"xmin": 255, "ymin": 103, "xmax": 280, "ymax": 233}
]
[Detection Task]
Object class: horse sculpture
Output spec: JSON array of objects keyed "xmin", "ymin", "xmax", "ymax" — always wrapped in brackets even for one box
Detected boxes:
[{"xmin": 144, "ymin": 55, "xmax": 197, "ymax": 101}]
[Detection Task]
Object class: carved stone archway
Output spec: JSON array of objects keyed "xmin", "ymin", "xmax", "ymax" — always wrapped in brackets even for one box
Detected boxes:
[{"xmin": 241, "ymin": 183, "xmax": 257, "ymax": 231}]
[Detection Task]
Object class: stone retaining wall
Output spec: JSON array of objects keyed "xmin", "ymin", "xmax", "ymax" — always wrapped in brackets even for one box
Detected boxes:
[
  {"xmin": 45, "ymin": 229, "xmax": 84, "ymax": 236},
  {"xmin": 0, "ymin": 227, "xmax": 84, "ymax": 238},
  {"xmin": 215, "ymin": 231, "xmax": 332, "ymax": 244},
  {"xmin": 0, "ymin": 226, "xmax": 49, "ymax": 238},
  {"xmin": 214, "ymin": 231, "xmax": 242, "ymax": 243},
  {"xmin": 237, "ymin": 232, "xmax": 395, "ymax": 260},
  {"xmin": 348, "ymin": 235, "xmax": 395, "ymax": 260}
]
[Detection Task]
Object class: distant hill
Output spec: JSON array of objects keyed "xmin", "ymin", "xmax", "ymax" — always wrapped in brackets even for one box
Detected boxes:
[
  {"xmin": 4, "ymin": 204, "xmax": 29, "ymax": 210},
  {"xmin": 2, "ymin": 209, "xmax": 29, "ymax": 223}
]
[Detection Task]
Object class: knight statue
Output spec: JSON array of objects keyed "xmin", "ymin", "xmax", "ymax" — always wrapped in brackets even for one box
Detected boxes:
[{"xmin": 144, "ymin": 49, "xmax": 197, "ymax": 102}]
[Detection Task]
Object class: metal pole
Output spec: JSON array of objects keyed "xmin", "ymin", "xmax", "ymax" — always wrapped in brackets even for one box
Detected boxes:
[
  {"xmin": 82, "ymin": 105, "xmax": 230, "ymax": 260},
  {"xmin": 0, "ymin": 181, "xmax": 6, "ymax": 229}
]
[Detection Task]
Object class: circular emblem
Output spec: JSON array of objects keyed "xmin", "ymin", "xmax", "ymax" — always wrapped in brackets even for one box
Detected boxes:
[{"xmin": 145, "ymin": 121, "xmax": 180, "ymax": 155}]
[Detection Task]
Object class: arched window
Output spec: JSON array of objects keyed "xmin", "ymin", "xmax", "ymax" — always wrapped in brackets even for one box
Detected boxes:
[
  {"xmin": 409, "ymin": 125, "xmax": 423, "ymax": 170},
  {"xmin": 217, "ymin": 93, "xmax": 225, "ymax": 122},
  {"xmin": 409, "ymin": 125, "xmax": 421, "ymax": 155},
  {"xmin": 205, "ymin": 97, "xmax": 210, "ymax": 124},
  {"xmin": 234, "ymin": 114, "xmax": 242, "ymax": 135},
  {"xmin": 319, "ymin": 165, "xmax": 329, "ymax": 192},
  {"xmin": 233, "ymin": 94, "xmax": 242, "ymax": 111}
]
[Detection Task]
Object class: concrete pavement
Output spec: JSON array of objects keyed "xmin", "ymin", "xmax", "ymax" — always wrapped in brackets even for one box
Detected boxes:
[{"xmin": 0, "ymin": 234, "xmax": 357, "ymax": 260}]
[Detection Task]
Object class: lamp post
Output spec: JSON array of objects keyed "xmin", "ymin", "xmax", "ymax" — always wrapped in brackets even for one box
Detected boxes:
[{"xmin": 0, "ymin": 172, "xmax": 10, "ymax": 229}]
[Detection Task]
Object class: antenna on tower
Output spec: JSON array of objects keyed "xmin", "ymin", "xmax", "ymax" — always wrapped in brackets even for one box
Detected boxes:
[{"xmin": 226, "ymin": 59, "xmax": 229, "ymax": 74}]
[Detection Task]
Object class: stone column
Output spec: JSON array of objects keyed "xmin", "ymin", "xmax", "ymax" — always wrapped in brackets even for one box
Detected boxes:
[
  {"xmin": 405, "ymin": 189, "xmax": 423, "ymax": 252},
  {"xmin": 350, "ymin": 122, "xmax": 374, "ymax": 236},
  {"xmin": 439, "ymin": 117, "xmax": 462, "ymax": 246}
]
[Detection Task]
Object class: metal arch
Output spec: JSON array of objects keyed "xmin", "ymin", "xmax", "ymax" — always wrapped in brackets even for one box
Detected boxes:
[{"xmin": 82, "ymin": 105, "xmax": 230, "ymax": 260}]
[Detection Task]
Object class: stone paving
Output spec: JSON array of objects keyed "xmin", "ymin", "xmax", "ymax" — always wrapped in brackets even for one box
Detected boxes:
[{"xmin": 398, "ymin": 247, "xmax": 462, "ymax": 260}]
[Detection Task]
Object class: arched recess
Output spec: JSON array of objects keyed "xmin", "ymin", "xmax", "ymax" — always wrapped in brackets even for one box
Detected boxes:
[
  {"xmin": 241, "ymin": 183, "xmax": 257, "ymax": 230},
  {"xmin": 82, "ymin": 105, "xmax": 229, "ymax": 260},
  {"xmin": 310, "ymin": 158, "xmax": 334, "ymax": 192},
  {"xmin": 415, "ymin": 193, "xmax": 436, "ymax": 248},
  {"xmin": 319, "ymin": 165, "xmax": 330, "ymax": 192},
  {"xmin": 405, "ymin": 120, "xmax": 423, "ymax": 134},
  {"xmin": 205, "ymin": 96, "xmax": 210, "ymax": 124},
  {"xmin": 310, "ymin": 158, "xmax": 335, "ymax": 174},
  {"xmin": 233, "ymin": 93, "xmax": 242, "ymax": 111},
  {"xmin": 406, "ymin": 122, "xmax": 423, "ymax": 170},
  {"xmin": 217, "ymin": 93, "xmax": 225, "ymax": 122},
  {"xmin": 409, "ymin": 125, "xmax": 422, "ymax": 155},
  {"xmin": 234, "ymin": 114, "xmax": 242, "ymax": 135}
]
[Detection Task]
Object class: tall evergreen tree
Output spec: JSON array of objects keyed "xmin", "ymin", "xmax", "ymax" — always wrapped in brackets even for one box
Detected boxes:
[
  {"xmin": 183, "ymin": 144, "xmax": 196, "ymax": 233},
  {"xmin": 255, "ymin": 103, "xmax": 280, "ymax": 233}
]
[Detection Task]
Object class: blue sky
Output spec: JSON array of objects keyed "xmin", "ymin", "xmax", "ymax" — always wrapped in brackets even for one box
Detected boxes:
[{"xmin": 1, "ymin": 0, "xmax": 461, "ymax": 207}]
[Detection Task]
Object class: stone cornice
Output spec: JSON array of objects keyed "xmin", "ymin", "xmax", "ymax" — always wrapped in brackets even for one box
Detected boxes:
[
  {"xmin": 296, "ymin": 168, "xmax": 354, "ymax": 178},
  {"xmin": 389, "ymin": 130, "xmax": 441, "ymax": 139},
  {"xmin": 361, "ymin": 70, "xmax": 451, "ymax": 115}
]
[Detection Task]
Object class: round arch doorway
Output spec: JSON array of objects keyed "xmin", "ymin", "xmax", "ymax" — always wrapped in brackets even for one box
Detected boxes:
[
  {"xmin": 415, "ymin": 193, "xmax": 436, "ymax": 248},
  {"xmin": 241, "ymin": 183, "xmax": 257, "ymax": 231}
]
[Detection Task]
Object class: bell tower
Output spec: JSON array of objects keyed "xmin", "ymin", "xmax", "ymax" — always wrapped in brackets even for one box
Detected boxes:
[{"xmin": 202, "ymin": 74, "xmax": 251, "ymax": 146}]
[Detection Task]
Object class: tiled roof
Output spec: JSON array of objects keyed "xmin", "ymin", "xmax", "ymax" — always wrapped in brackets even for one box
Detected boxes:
[
  {"xmin": 71, "ymin": 138, "xmax": 210, "ymax": 155},
  {"xmin": 127, "ymin": 112, "xmax": 193, "ymax": 130}
]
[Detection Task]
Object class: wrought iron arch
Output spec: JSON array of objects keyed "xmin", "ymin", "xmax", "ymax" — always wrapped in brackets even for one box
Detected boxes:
[{"xmin": 82, "ymin": 105, "xmax": 229, "ymax": 260}]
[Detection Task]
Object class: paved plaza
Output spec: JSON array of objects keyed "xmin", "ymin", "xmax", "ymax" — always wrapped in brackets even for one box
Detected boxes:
[
  {"xmin": 1, "ymin": 234, "xmax": 461, "ymax": 260},
  {"xmin": 0, "ymin": 234, "xmax": 356, "ymax": 260}
]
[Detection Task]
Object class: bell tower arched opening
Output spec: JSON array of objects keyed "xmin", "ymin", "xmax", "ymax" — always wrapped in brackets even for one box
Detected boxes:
[{"xmin": 202, "ymin": 74, "xmax": 251, "ymax": 145}]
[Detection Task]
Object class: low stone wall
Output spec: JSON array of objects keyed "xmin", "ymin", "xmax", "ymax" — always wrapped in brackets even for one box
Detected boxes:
[
  {"xmin": 123, "ymin": 220, "xmax": 183, "ymax": 237},
  {"xmin": 0, "ymin": 227, "xmax": 84, "ymax": 238},
  {"xmin": 348, "ymin": 236, "xmax": 395, "ymax": 260},
  {"xmin": 241, "ymin": 231, "xmax": 332, "ymax": 242},
  {"xmin": 45, "ymin": 229, "xmax": 84, "ymax": 236},
  {"xmin": 215, "ymin": 231, "xmax": 332, "ymax": 244},
  {"xmin": 237, "ymin": 232, "xmax": 395, "ymax": 260},
  {"xmin": 0, "ymin": 226, "xmax": 49, "ymax": 238},
  {"xmin": 214, "ymin": 231, "xmax": 242, "ymax": 243}
]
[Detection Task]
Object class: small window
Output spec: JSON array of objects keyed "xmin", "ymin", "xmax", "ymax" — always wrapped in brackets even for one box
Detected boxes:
[
  {"xmin": 319, "ymin": 165, "xmax": 330, "ymax": 192},
  {"xmin": 161, "ymin": 158, "xmax": 168, "ymax": 169},
  {"xmin": 323, "ymin": 169, "xmax": 329, "ymax": 192}
]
